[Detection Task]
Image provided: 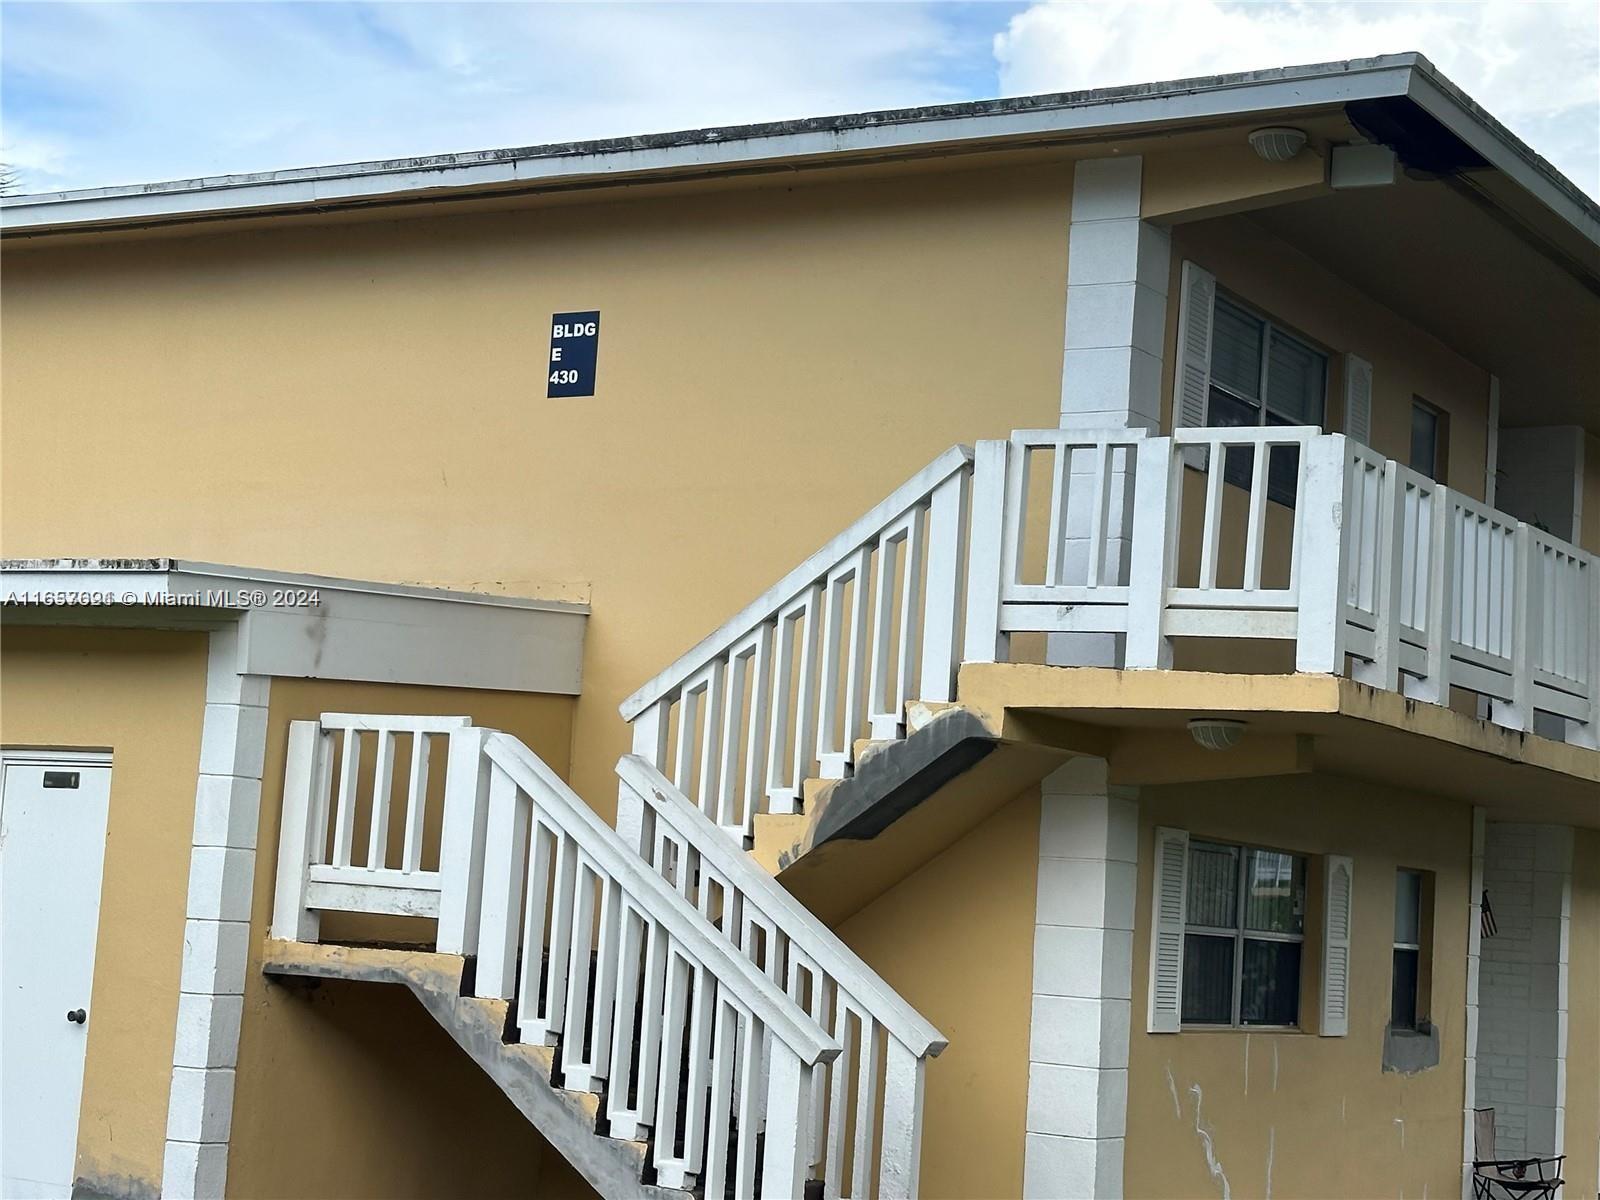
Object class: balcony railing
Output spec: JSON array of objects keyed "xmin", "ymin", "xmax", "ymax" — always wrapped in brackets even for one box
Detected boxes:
[{"xmin": 622, "ymin": 427, "xmax": 1597, "ymax": 845}]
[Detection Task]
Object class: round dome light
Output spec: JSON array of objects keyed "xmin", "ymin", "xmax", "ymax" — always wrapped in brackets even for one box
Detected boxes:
[{"xmin": 1248, "ymin": 127, "xmax": 1308, "ymax": 163}]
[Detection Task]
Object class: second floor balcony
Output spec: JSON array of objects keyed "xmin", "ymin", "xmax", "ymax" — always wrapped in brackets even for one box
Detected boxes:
[{"xmin": 625, "ymin": 423, "xmax": 1596, "ymax": 846}]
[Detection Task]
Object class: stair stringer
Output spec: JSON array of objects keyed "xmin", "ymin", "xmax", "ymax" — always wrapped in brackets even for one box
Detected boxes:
[{"xmin": 260, "ymin": 939, "xmax": 688, "ymax": 1200}]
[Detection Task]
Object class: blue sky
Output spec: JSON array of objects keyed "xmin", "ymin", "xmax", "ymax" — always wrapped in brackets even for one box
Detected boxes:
[{"xmin": 2, "ymin": 1, "xmax": 1596, "ymax": 198}]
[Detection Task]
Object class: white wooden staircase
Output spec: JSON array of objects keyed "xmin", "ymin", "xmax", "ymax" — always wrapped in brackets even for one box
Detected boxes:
[{"xmin": 270, "ymin": 715, "xmax": 946, "ymax": 1200}]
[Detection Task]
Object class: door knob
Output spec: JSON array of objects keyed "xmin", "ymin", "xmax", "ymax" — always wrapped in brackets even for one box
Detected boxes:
[{"xmin": 66, "ymin": 1008, "xmax": 86, "ymax": 1024}]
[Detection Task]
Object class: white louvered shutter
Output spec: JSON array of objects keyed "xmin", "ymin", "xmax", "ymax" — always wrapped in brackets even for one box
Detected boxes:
[
  {"xmin": 1343, "ymin": 354, "xmax": 1374, "ymax": 446},
  {"xmin": 1173, "ymin": 262, "xmax": 1217, "ymax": 470},
  {"xmin": 1320, "ymin": 854, "xmax": 1354, "ymax": 1036},
  {"xmin": 1147, "ymin": 826, "xmax": 1190, "ymax": 1033}
]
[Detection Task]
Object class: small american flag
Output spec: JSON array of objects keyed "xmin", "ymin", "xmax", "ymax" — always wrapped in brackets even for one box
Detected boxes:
[{"xmin": 1481, "ymin": 889, "xmax": 1498, "ymax": 938}]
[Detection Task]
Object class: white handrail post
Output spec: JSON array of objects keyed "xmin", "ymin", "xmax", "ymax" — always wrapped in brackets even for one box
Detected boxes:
[
  {"xmin": 270, "ymin": 720, "xmax": 324, "ymax": 942},
  {"xmin": 1295, "ymin": 434, "xmax": 1351, "ymax": 674},
  {"xmin": 918, "ymin": 467, "xmax": 970, "ymax": 703},
  {"xmin": 759, "ymin": 1039, "xmax": 814, "ymax": 1200},
  {"xmin": 1496, "ymin": 524, "xmax": 1538, "ymax": 732},
  {"xmin": 1578, "ymin": 558, "xmax": 1600, "ymax": 749},
  {"xmin": 619, "ymin": 702, "xmax": 667, "ymax": 858},
  {"xmin": 475, "ymin": 763, "xmax": 530, "ymax": 1000},
  {"xmin": 877, "ymin": 1035, "xmax": 926, "ymax": 1199},
  {"xmin": 1407, "ymin": 487, "xmax": 1457, "ymax": 706},
  {"xmin": 437, "ymin": 726, "xmax": 489, "ymax": 956},
  {"xmin": 1359, "ymin": 462, "xmax": 1404, "ymax": 691},
  {"xmin": 962, "ymin": 439, "xmax": 1010, "ymax": 665},
  {"xmin": 1125, "ymin": 437, "xmax": 1176, "ymax": 669}
]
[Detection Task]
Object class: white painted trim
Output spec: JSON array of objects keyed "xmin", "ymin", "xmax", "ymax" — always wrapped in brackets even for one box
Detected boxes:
[
  {"xmin": 0, "ymin": 747, "xmax": 114, "ymax": 766},
  {"xmin": 1024, "ymin": 759, "xmax": 1137, "ymax": 1199},
  {"xmin": 3, "ymin": 59, "xmax": 1422, "ymax": 234},
  {"xmin": 1462, "ymin": 806, "xmax": 1485, "ymax": 1199},
  {"xmin": 162, "ymin": 627, "xmax": 268, "ymax": 1200},
  {"xmin": 1, "ymin": 558, "xmax": 587, "ymax": 696}
]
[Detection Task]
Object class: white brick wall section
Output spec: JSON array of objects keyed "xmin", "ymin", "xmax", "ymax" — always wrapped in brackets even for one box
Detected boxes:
[
  {"xmin": 162, "ymin": 624, "xmax": 269, "ymax": 1200},
  {"xmin": 1024, "ymin": 758, "xmax": 1138, "ymax": 1199},
  {"xmin": 1473, "ymin": 821, "xmax": 1571, "ymax": 1186},
  {"xmin": 1052, "ymin": 154, "xmax": 1168, "ymax": 670}
]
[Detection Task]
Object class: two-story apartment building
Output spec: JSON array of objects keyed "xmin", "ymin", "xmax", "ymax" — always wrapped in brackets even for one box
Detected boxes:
[{"xmin": 2, "ymin": 53, "xmax": 1596, "ymax": 1200}]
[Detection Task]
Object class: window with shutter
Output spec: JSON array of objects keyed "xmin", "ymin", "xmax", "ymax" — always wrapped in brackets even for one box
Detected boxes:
[
  {"xmin": 1320, "ymin": 854, "xmax": 1354, "ymax": 1037},
  {"xmin": 1147, "ymin": 826, "xmax": 1189, "ymax": 1033},
  {"xmin": 1172, "ymin": 262, "xmax": 1216, "ymax": 440},
  {"xmin": 1344, "ymin": 353, "xmax": 1374, "ymax": 447}
]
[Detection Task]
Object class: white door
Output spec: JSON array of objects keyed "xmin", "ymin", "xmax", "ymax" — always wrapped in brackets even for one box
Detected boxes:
[{"xmin": 0, "ymin": 755, "xmax": 112, "ymax": 1200}]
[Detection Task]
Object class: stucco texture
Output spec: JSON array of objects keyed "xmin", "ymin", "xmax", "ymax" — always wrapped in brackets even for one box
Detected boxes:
[
  {"xmin": 0, "ymin": 625, "xmax": 209, "ymax": 1200},
  {"xmin": 833, "ymin": 787, "xmax": 1041, "ymax": 1200},
  {"xmin": 1126, "ymin": 774, "xmax": 1472, "ymax": 1199},
  {"xmin": 225, "ymin": 676, "xmax": 587, "ymax": 1200}
]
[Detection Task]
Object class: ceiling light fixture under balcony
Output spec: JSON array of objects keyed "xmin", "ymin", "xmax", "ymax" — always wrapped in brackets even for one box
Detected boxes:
[
  {"xmin": 1248, "ymin": 126, "xmax": 1308, "ymax": 163},
  {"xmin": 1189, "ymin": 718, "xmax": 1248, "ymax": 751}
]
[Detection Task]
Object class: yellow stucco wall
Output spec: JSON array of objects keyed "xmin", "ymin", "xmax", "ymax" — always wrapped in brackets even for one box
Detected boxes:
[
  {"xmin": 226, "ymin": 676, "xmax": 587, "ymax": 1199},
  {"xmin": 0, "ymin": 163, "xmax": 1073, "ymax": 820},
  {"xmin": 1566, "ymin": 829, "xmax": 1600, "ymax": 1200},
  {"xmin": 0, "ymin": 625, "xmax": 209, "ymax": 1199},
  {"xmin": 1126, "ymin": 773, "xmax": 1471, "ymax": 1200},
  {"xmin": 832, "ymin": 786, "xmax": 1040, "ymax": 1200},
  {"xmin": 1168, "ymin": 215, "xmax": 1492, "ymax": 500}
]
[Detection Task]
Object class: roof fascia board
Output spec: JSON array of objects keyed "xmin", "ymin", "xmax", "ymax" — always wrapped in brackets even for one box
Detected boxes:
[
  {"xmin": 2, "ymin": 560, "xmax": 588, "ymax": 694},
  {"xmin": 0, "ymin": 60, "xmax": 1418, "ymax": 235},
  {"xmin": 1405, "ymin": 68, "xmax": 1600, "ymax": 252}
]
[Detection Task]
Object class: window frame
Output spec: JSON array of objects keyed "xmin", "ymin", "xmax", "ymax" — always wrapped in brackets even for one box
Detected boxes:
[
  {"xmin": 1408, "ymin": 396, "xmax": 1449, "ymax": 484},
  {"xmin": 1206, "ymin": 291, "xmax": 1330, "ymax": 507},
  {"xmin": 1391, "ymin": 867, "xmax": 1427, "ymax": 1031},
  {"xmin": 1182, "ymin": 838, "xmax": 1308, "ymax": 1031}
]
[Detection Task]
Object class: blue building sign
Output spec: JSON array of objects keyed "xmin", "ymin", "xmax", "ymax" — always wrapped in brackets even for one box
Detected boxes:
[{"xmin": 548, "ymin": 311, "xmax": 600, "ymax": 398}]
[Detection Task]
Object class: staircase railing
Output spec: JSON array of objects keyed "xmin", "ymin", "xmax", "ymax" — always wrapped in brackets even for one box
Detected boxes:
[
  {"xmin": 618, "ymin": 754, "xmax": 946, "ymax": 1199},
  {"xmin": 620, "ymin": 446, "xmax": 974, "ymax": 843},
  {"xmin": 272, "ymin": 713, "xmax": 947, "ymax": 1198}
]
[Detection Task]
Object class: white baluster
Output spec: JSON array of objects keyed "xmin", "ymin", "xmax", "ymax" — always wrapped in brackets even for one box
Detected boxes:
[
  {"xmin": 367, "ymin": 729, "xmax": 396, "ymax": 870},
  {"xmin": 1497, "ymin": 523, "xmax": 1537, "ymax": 732},
  {"xmin": 518, "ymin": 820, "xmax": 557, "ymax": 1041},
  {"xmin": 818, "ymin": 547, "xmax": 871, "ymax": 779},
  {"xmin": 606, "ymin": 903, "xmax": 649, "ymax": 1140},
  {"xmin": 331, "ymin": 726, "xmax": 361, "ymax": 867},
  {"xmin": 560, "ymin": 855, "xmax": 601, "ymax": 1088},
  {"xmin": 851, "ymin": 1017, "xmax": 883, "ymax": 1198},
  {"xmin": 270, "ymin": 720, "xmax": 325, "ymax": 942},
  {"xmin": 1407, "ymin": 486, "xmax": 1457, "ymax": 706},
  {"xmin": 402, "ymin": 730, "xmax": 432, "ymax": 873}
]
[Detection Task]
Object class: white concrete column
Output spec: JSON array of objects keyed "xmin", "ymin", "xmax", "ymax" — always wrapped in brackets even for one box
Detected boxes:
[
  {"xmin": 1052, "ymin": 156, "xmax": 1170, "ymax": 668},
  {"xmin": 1024, "ymin": 758, "xmax": 1138, "ymax": 1199},
  {"xmin": 1462, "ymin": 807, "xmax": 1486, "ymax": 1199},
  {"xmin": 1061, "ymin": 155, "xmax": 1170, "ymax": 434},
  {"xmin": 162, "ymin": 625, "xmax": 269, "ymax": 1200},
  {"xmin": 1474, "ymin": 822, "xmax": 1572, "ymax": 1169}
]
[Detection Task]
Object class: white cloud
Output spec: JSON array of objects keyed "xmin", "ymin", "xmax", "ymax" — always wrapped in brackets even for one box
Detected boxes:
[{"xmin": 994, "ymin": 0, "xmax": 1600, "ymax": 196}]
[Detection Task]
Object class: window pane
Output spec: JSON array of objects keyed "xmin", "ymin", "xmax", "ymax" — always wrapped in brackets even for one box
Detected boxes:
[
  {"xmin": 1410, "ymin": 402, "xmax": 1439, "ymax": 479},
  {"xmin": 1188, "ymin": 842, "xmax": 1239, "ymax": 928},
  {"xmin": 1395, "ymin": 869, "xmax": 1423, "ymax": 945},
  {"xmin": 1265, "ymin": 330, "xmax": 1326, "ymax": 425},
  {"xmin": 1240, "ymin": 939, "xmax": 1301, "ymax": 1025},
  {"xmin": 1182, "ymin": 934, "xmax": 1236, "ymax": 1024},
  {"xmin": 1211, "ymin": 299, "xmax": 1263, "ymax": 399},
  {"xmin": 1243, "ymin": 849, "xmax": 1305, "ymax": 935},
  {"xmin": 1391, "ymin": 947, "xmax": 1420, "ymax": 1029}
]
